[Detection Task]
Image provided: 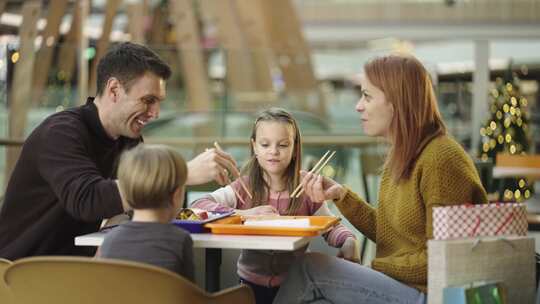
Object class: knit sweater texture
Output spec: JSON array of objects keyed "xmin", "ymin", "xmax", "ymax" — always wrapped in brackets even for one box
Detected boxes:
[{"xmin": 334, "ymin": 135, "xmax": 488, "ymax": 293}]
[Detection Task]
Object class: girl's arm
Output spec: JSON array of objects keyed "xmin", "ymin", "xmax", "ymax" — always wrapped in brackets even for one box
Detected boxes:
[{"xmin": 190, "ymin": 183, "xmax": 242, "ymax": 212}]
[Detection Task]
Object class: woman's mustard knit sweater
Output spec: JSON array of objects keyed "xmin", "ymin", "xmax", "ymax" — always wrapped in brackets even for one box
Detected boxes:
[{"xmin": 334, "ymin": 135, "xmax": 488, "ymax": 293}]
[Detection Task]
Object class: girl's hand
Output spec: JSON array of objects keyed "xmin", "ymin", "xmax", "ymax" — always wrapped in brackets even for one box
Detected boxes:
[
  {"xmin": 300, "ymin": 171, "xmax": 346, "ymax": 202},
  {"xmin": 235, "ymin": 205, "xmax": 279, "ymax": 216},
  {"xmin": 337, "ymin": 237, "xmax": 360, "ymax": 263}
]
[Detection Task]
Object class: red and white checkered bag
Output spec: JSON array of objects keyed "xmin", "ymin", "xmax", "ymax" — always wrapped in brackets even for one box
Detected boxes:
[{"xmin": 432, "ymin": 203, "xmax": 528, "ymax": 240}]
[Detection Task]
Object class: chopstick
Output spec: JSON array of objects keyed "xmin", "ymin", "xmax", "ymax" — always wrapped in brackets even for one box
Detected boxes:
[
  {"xmin": 294, "ymin": 151, "xmax": 336, "ymax": 198},
  {"xmin": 231, "ymin": 185, "xmax": 248, "ymax": 207},
  {"xmin": 290, "ymin": 150, "xmax": 336, "ymax": 198},
  {"xmin": 289, "ymin": 150, "xmax": 330, "ymax": 198},
  {"xmin": 213, "ymin": 142, "xmax": 254, "ymax": 199}
]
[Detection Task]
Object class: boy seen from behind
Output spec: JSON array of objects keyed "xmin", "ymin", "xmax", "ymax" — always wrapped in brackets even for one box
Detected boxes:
[{"xmin": 98, "ymin": 144, "xmax": 194, "ymax": 281}]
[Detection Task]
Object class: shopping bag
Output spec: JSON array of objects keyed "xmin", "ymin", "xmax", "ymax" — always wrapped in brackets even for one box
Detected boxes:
[
  {"xmin": 443, "ymin": 281, "xmax": 506, "ymax": 304},
  {"xmin": 428, "ymin": 236, "xmax": 535, "ymax": 304},
  {"xmin": 432, "ymin": 203, "xmax": 527, "ymax": 240}
]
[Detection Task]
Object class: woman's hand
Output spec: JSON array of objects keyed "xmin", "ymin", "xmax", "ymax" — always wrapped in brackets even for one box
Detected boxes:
[
  {"xmin": 300, "ymin": 171, "xmax": 346, "ymax": 202},
  {"xmin": 235, "ymin": 205, "xmax": 279, "ymax": 216},
  {"xmin": 337, "ymin": 237, "xmax": 360, "ymax": 263},
  {"xmin": 186, "ymin": 148, "xmax": 239, "ymax": 186}
]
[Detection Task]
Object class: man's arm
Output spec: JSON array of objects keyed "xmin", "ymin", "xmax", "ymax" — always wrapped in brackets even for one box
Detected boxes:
[{"xmin": 37, "ymin": 122, "xmax": 124, "ymax": 222}]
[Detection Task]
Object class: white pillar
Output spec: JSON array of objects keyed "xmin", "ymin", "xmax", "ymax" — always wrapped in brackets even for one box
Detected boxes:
[
  {"xmin": 471, "ymin": 40, "xmax": 490, "ymax": 156},
  {"xmin": 78, "ymin": 0, "xmax": 89, "ymax": 105}
]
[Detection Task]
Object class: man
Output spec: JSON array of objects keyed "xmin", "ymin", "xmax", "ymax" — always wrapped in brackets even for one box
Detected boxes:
[{"xmin": 0, "ymin": 42, "xmax": 236, "ymax": 260}]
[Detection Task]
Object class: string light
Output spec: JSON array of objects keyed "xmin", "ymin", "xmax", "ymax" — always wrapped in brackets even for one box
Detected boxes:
[
  {"xmin": 510, "ymin": 97, "xmax": 517, "ymax": 106},
  {"xmin": 504, "ymin": 118, "xmax": 511, "ymax": 128},
  {"xmin": 11, "ymin": 52, "xmax": 20, "ymax": 63}
]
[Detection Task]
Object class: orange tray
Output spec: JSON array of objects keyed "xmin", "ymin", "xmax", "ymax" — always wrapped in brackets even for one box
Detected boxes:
[{"xmin": 204, "ymin": 215, "xmax": 340, "ymax": 236}]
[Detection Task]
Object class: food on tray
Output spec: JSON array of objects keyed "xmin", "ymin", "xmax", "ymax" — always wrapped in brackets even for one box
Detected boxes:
[{"xmin": 176, "ymin": 208, "xmax": 209, "ymax": 221}]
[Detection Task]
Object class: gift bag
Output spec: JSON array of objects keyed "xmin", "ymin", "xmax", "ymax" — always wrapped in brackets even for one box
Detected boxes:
[
  {"xmin": 428, "ymin": 236, "xmax": 535, "ymax": 304},
  {"xmin": 443, "ymin": 281, "xmax": 507, "ymax": 304},
  {"xmin": 433, "ymin": 203, "xmax": 527, "ymax": 240}
]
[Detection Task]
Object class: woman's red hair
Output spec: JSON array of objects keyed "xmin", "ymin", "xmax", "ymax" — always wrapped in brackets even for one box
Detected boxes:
[{"xmin": 364, "ymin": 54, "xmax": 447, "ymax": 181}]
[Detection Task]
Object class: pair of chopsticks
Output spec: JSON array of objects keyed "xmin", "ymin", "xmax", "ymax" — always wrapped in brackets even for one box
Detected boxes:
[
  {"xmin": 290, "ymin": 150, "xmax": 336, "ymax": 199},
  {"xmin": 213, "ymin": 142, "xmax": 253, "ymax": 206}
]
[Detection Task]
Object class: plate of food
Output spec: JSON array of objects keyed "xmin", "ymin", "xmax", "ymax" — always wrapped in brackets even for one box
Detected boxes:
[{"xmin": 172, "ymin": 208, "xmax": 234, "ymax": 233}]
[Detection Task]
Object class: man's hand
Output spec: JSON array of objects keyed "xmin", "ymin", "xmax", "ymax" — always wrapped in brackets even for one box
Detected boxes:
[
  {"xmin": 186, "ymin": 148, "xmax": 239, "ymax": 186},
  {"xmin": 337, "ymin": 237, "xmax": 360, "ymax": 263}
]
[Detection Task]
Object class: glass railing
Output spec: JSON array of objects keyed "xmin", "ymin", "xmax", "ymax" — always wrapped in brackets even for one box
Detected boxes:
[{"xmin": 1, "ymin": 42, "xmax": 533, "ymax": 194}]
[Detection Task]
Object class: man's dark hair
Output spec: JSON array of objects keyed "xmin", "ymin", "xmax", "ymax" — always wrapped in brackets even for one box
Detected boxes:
[{"xmin": 96, "ymin": 42, "xmax": 172, "ymax": 96}]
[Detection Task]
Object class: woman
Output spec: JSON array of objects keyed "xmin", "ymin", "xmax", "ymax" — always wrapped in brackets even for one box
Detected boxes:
[{"xmin": 273, "ymin": 54, "xmax": 488, "ymax": 304}]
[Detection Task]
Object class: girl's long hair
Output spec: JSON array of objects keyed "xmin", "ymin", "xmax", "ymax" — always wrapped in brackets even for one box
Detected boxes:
[
  {"xmin": 242, "ymin": 108, "xmax": 302, "ymax": 215},
  {"xmin": 364, "ymin": 55, "xmax": 447, "ymax": 181}
]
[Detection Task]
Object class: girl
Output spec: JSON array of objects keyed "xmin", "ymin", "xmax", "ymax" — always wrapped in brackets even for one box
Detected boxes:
[
  {"xmin": 192, "ymin": 108, "xmax": 358, "ymax": 304},
  {"xmin": 98, "ymin": 144, "xmax": 194, "ymax": 281},
  {"xmin": 273, "ymin": 54, "xmax": 488, "ymax": 304}
]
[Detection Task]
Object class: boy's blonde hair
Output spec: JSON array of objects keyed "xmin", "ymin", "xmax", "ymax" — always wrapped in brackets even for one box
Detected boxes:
[{"xmin": 117, "ymin": 144, "xmax": 188, "ymax": 209}]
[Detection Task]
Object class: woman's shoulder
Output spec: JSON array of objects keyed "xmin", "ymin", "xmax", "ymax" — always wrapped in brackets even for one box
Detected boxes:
[{"xmin": 418, "ymin": 135, "xmax": 471, "ymax": 166}]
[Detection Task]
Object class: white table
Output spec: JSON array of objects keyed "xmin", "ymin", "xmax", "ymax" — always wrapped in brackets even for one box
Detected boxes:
[
  {"xmin": 76, "ymin": 231, "xmax": 311, "ymax": 250},
  {"xmin": 76, "ymin": 231, "xmax": 313, "ymax": 292}
]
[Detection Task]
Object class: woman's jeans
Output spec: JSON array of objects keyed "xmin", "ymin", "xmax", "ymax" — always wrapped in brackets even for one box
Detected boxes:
[{"xmin": 273, "ymin": 252, "xmax": 426, "ymax": 304}]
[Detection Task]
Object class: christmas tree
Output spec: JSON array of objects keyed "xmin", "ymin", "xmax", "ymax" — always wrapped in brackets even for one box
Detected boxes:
[{"xmin": 479, "ymin": 75, "xmax": 532, "ymax": 202}]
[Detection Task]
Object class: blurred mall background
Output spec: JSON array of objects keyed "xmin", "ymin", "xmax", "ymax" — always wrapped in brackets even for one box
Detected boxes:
[{"xmin": 0, "ymin": 0, "xmax": 539, "ymax": 289}]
